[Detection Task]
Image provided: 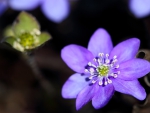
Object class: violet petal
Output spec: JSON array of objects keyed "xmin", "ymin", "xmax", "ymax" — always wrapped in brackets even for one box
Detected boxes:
[
  {"xmin": 62, "ymin": 73, "xmax": 90, "ymax": 99},
  {"xmin": 76, "ymin": 83, "xmax": 99, "ymax": 110},
  {"xmin": 92, "ymin": 84, "xmax": 114, "ymax": 109},
  {"xmin": 41, "ymin": 0, "xmax": 70, "ymax": 23},
  {"xmin": 118, "ymin": 58, "xmax": 150, "ymax": 80},
  {"xmin": 129, "ymin": 0, "xmax": 150, "ymax": 18},
  {"xmin": 9, "ymin": 0, "xmax": 41, "ymax": 10},
  {"xmin": 109, "ymin": 38, "xmax": 140, "ymax": 64},
  {"xmin": 113, "ymin": 78, "xmax": 146, "ymax": 100},
  {"xmin": 88, "ymin": 28, "xmax": 113, "ymax": 56},
  {"xmin": 61, "ymin": 44, "xmax": 94, "ymax": 73}
]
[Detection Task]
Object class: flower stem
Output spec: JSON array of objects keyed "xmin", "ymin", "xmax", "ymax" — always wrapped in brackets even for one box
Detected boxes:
[{"xmin": 25, "ymin": 51, "xmax": 55, "ymax": 94}]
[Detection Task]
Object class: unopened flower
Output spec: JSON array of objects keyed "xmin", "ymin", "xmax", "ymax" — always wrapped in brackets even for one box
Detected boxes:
[
  {"xmin": 4, "ymin": 12, "xmax": 51, "ymax": 52},
  {"xmin": 61, "ymin": 28, "xmax": 150, "ymax": 110},
  {"xmin": 12, "ymin": 29, "xmax": 41, "ymax": 52},
  {"xmin": 0, "ymin": 0, "xmax": 70, "ymax": 23},
  {"xmin": 129, "ymin": 0, "xmax": 150, "ymax": 18}
]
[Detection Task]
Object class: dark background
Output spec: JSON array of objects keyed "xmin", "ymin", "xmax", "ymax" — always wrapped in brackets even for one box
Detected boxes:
[{"xmin": 0, "ymin": 0, "xmax": 150, "ymax": 113}]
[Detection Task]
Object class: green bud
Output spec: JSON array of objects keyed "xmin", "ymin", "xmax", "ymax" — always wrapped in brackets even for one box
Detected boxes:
[{"xmin": 3, "ymin": 11, "xmax": 52, "ymax": 52}]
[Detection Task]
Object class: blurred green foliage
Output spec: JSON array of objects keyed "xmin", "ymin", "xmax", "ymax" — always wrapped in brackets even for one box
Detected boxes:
[{"xmin": 3, "ymin": 11, "xmax": 51, "ymax": 52}]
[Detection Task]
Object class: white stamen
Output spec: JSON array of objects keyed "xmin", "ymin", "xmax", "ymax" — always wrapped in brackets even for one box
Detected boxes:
[
  {"xmin": 90, "ymin": 73, "xmax": 94, "ymax": 75},
  {"xmin": 99, "ymin": 53, "xmax": 104, "ymax": 57},
  {"xmin": 85, "ymin": 69, "xmax": 89, "ymax": 72},
  {"xmin": 105, "ymin": 59, "xmax": 110, "ymax": 64},
  {"xmin": 88, "ymin": 62, "xmax": 97, "ymax": 68},
  {"xmin": 99, "ymin": 81, "xmax": 103, "ymax": 85},
  {"xmin": 115, "ymin": 65, "xmax": 119, "ymax": 68},
  {"xmin": 85, "ymin": 53, "xmax": 119, "ymax": 86},
  {"xmin": 97, "ymin": 59, "xmax": 101, "ymax": 65},
  {"xmin": 106, "ymin": 54, "xmax": 109, "ymax": 57},
  {"xmin": 104, "ymin": 81, "xmax": 108, "ymax": 85},
  {"xmin": 113, "ymin": 74, "xmax": 118, "ymax": 78},
  {"xmin": 88, "ymin": 62, "xmax": 92, "ymax": 66},
  {"xmin": 110, "ymin": 64, "xmax": 114, "ymax": 67},
  {"xmin": 107, "ymin": 78, "xmax": 112, "ymax": 84},
  {"xmin": 91, "ymin": 64, "xmax": 97, "ymax": 68},
  {"xmin": 113, "ymin": 55, "xmax": 117, "ymax": 59},
  {"xmin": 92, "ymin": 80, "xmax": 96, "ymax": 83},
  {"xmin": 89, "ymin": 76, "xmax": 93, "ymax": 79},
  {"xmin": 93, "ymin": 58, "xmax": 97, "ymax": 62},
  {"xmin": 112, "ymin": 59, "xmax": 117, "ymax": 63},
  {"xmin": 89, "ymin": 68, "xmax": 94, "ymax": 73}
]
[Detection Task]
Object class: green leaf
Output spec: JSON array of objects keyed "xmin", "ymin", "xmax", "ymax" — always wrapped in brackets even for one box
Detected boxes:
[
  {"xmin": 5, "ymin": 37, "xmax": 24, "ymax": 52},
  {"xmin": 3, "ymin": 25, "xmax": 15, "ymax": 37},
  {"xmin": 12, "ymin": 11, "xmax": 40, "ymax": 37},
  {"xmin": 36, "ymin": 32, "xmax": 52, "ymax": 46}
]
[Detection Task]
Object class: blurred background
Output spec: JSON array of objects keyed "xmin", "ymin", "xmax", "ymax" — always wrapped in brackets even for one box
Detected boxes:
[{"xmin": 0, "ymin": 0, "xmax": 150, "ymax": 113}]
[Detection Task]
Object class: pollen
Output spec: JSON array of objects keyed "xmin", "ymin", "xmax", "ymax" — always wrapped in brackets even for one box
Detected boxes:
[
  {"xmin": 97, "ymin": 65, "xmax": 109, "ymax": 76},
  {"xmin": 18, "ymin": 32, "xmax": 35, "ymax": 49}
]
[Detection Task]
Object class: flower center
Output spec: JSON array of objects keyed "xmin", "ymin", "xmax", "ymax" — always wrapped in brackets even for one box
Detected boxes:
[
  {"xmin": 84, "ymin": 53, "xmax": 120, "ymax": 86},
  {"xmin": 97, "ymin": 65, "xmax": 109, "ymax": 76},
  {"xmin": 18, "ymin": 32, "xmax": 35, "ymax": 49}
]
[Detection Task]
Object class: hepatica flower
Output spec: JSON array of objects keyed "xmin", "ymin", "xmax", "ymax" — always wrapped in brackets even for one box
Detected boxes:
[
  {"xmin": 61, "ymin": 28, "xmax": 150, "ymax": 110},
  {"xmin": 4, "ymin": 11, "xmax": 51, "ymax": 52},
  {"xmin": 129, "ymin": 0, "xmax": 150, "ymax": 18},
  {"xmin": 0, "ymin": 0, "xmax": 69, "ymax": 23}
]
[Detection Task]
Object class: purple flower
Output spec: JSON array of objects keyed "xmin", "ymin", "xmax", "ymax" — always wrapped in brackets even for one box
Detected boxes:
[
  {"xmin": 0, "ymin": 0, "xmax": 8, "ymax": 16},
  {"xmin": 129, "ymin": 0, "xmax": 150, "ymax": 18},
  {"xmin": 1, "ymin": 0, "xmax": 70, "ymax": 23},
  {"xmin": 61, "ymin": 28, "xmax": 150, "ymax": 110}
]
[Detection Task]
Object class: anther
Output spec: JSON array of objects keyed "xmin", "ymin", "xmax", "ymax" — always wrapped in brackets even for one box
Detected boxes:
[
  {"xmin": 92, "ymin": 80, "xmax": 96, "ymax": 84},
  {"xmin": 97, "ymin": 59, "xmax": 101, "ymax": 64},
  {"xmin": 108, "ymin": 79, "xmax": 112, "ymax": 84},
  {"xmin": 99, "ymin": 81, "xmax": 103, "ymax": 85},
  {"xmin": 112, "ymin": 59, "xmax": 117, "ymax": 63},
  {"xmin": 113, "ymin": 74, "xmax": 117, "ymax": 78},
  {"xmin": 107, "ymin": 78, "xmax": 112, "ymax": 84},
  {"xmin": 99, "ymin": 53, "xmax": 104, "ymax": 57},
  {"xmin": 89, "ymin": 76, "xmax": 93, "ymax": 79},
  {"xmin": 113, "ymin": 55, "xmax": 117, "ymax": 59},
  {"xmin": 91, "ymin": 64, "xmax": 97, "ymax": 68},
  {"xmin": 84, "ymin": 69, "xmax": 89, "ymax": 72},
  {"xmin": 89, "ymin": 68, "xmax": 94, "ymax": 73},
  {"xmin": 106, "ymin": 54, "xmax": 109, "ymax": 57},
  {"xmin": 115, "ymin": 65, "xmax": 119, "ymax": 68},
  {"xmin": 104, "ymin": 81, "xmax": 108, "ymax": 85},
  {"xmin": 93, "ymin": 58, "xmax": 97, "ymax": 62},
  {"xmin": 88, "ymin": 62, "xmax": 92, "ymax": 66},
  {"xmin": 105, "ymin": 59, "xmax": 110, "ymax": 64},
  {"xmin": 110, "ymin": 64, "xmax": 114, "ymax": 67}
]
